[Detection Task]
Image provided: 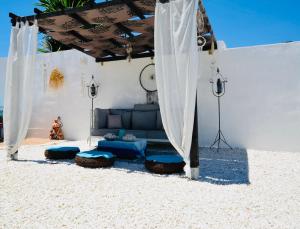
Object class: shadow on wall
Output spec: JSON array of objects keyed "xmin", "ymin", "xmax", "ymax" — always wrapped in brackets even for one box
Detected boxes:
[{"xmin": 199, "ymin": 148, "xmax": 250, "ymax": 185}]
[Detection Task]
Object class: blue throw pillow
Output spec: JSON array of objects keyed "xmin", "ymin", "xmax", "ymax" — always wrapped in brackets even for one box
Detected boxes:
[
  {"xmin": 108, "ymin": 115, "xmax": 122, "ymax": 129},
  {"xmin": 110, "ymin": 109, "xmax": 132, "ymax": 129}
]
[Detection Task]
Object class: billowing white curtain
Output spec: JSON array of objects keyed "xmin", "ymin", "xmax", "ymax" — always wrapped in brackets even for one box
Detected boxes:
[
  {"xmin": 4, "ymin": 21, "xmax": 38, "ymax": 160},
  {"xmin": 155, "ymin": 0, "xmax": 199, "ymax": 178}
]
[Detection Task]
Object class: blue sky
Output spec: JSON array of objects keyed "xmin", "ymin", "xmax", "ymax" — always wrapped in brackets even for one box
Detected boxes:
[
  {"xmin": 0, "ymin": 0, "xmax": 299, "ymax": 57},
  {"xmin": 204, "ymin": 0, "xmax": 300, "ymax": 47}
]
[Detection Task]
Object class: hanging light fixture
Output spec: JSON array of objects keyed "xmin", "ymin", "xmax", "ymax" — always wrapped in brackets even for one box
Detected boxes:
[
  {"xmin": 122, "ymin": 31, "xmax": 133, "ymax": 63},
  {"xmin": 126, "ymin": 42, "xmax": 133, "ymax": 62}
]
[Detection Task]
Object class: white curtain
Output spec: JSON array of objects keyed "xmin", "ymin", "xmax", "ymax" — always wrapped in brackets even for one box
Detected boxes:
[
  {"xmin": 4, "ymin": 21, "xmax": 38, "ymax": 160},
  {"xmin": 155, "ymin": 0, "xmax": 199, "ymax": 177}
]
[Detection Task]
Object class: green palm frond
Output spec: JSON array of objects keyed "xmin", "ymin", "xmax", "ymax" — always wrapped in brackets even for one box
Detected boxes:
[
  {"xmin": 39, "ymin": 35, "xmax": 71, "ymax": 53},
  {"xmin": 36, "ymin": 0, "xmax": 93, "ymax": 12}
]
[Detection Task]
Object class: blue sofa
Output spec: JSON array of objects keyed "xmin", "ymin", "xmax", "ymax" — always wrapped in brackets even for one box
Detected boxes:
[{"xmin": 91, "ymin": 104, "xmax": 167, "ymax": 140}]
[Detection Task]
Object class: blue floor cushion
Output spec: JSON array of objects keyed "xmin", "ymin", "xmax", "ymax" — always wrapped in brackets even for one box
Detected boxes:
[
  {"xmin": 75, "ymin": 150, "xmax": 115, "ymax": 168},
  {"xmin": 146, "ymin": 155, "xmax": 184, "ymax": 164},
  {"xmin": 77, "ymin": 151, "xmax": 115, "ymax": 159},
  {"xmin": 47, "ymin": 146, "xmax": 80, "ymax": 152},
  {"xmin": 145, "ymin": 154, "xmax": 185, "ymax": 174},
  {"xmin": 45, "ymin": 146, "xmax": 80, "ymax": 159}
]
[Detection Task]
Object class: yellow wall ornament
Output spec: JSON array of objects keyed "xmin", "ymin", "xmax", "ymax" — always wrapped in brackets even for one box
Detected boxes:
[{"xmin": 49, "ymin": 68, "xmax": 64, "ymax": 89}]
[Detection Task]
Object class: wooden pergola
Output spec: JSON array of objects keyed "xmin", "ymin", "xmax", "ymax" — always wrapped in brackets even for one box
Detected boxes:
[
  {"xmin": 9, "ymin": 0, "xmax": 217, "ymax": 177},
  {"xmin": 9, "ymin": 0, "xmax": 216, "ymax": 62}
]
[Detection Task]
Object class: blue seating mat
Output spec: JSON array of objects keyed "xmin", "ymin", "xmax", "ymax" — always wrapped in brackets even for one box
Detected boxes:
[
  {"xmin": 77, "ymin": 150, "xmax": 114, "ymax": 159},
  {"xmin": 146, "ymin": 155, "xmax": 184, "ymax": 163},
  {"xmin": 47, "ymin": 146, "xmax": 80, "ymax": 152},
  {"xmin": 98, "ymin": 140, "xmax": 147, "ymax": 157}
]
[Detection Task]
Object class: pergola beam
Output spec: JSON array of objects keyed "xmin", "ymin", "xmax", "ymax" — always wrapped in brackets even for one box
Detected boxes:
[
  {"xmin": 9, "ymin": 12, "xmax": 19, "ymax": 26},
  {"xmin": 103, "ymin": 50, "xmax": 117, "ymax": 57},
  {"xmin": 109, "ymin": 38, "xmax": 124, "ymax": 48},
  {"xmin": 121, "ymin": 0, "xmax": 145, "ymax": 20},
  {"xmin": 96, "ymin": 52, "xmax": 153, "ymax": 62},
  {"xmin": 34, "ymin": 8, "xmax": 43, "ymax": 15},
  {"xmin": 68, "ymin": 44, "xmax": 85, "ymax": 52},
  {"xmin": 68, "ymin": 30, "xmax": 91, "ymax": 42},
  {"xmin": 69, "ymin": 13, "xmax": 94, "ymax": 29},
  {"xmin": 9, "ymin": 12, "xmax": 18, "ymax": 20},
  {"xmin": 144, "ymin": 45, "xmax": 154, "ymax": 55},
  {"xmin": 115, "ymin": 23, "xmax": 133, "ymax": 38}
]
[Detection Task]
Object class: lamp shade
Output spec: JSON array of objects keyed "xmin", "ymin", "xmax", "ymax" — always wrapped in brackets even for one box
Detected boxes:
[
  {"xmin": 90, "ymin": 83, "xmax": 96, "ymax": 97},
  {"xmin": 216, "ymin": 78, "xmax": 223, "ymax": 95},
  {"xmin": 87, "ymin": 75, "xmax": 99, "ymax": 99}
]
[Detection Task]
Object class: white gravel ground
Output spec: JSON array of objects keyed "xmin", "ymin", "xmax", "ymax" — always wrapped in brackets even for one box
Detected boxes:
[{"xmin": 0, "ymin": 141, "xmax": 299, "ymax": 229}]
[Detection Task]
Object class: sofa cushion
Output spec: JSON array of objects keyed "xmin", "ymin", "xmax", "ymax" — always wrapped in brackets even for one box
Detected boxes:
[
  {"xmin": 110, "ymin": 109, "xmax": 132, "ymax": 129},
  {"xmin": 132, "ymin": 111, "xmax": 156, "ymax": 130},
  {"xmin": 108, "ymin": 115, "xmax": 122, "ymax": 129},
  {"xmin": 94, "ymin": 108, "xmax": 109, "ymax": 129},
  {"xmin": 156, "ymin": 111, "xmax": 163, "ymax": 130},
  {"xmin": 134, "ymin": 104, "xmax": 159, "ymax": 111}
]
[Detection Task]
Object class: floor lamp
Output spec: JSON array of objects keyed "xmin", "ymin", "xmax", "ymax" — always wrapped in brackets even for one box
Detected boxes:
[
  {"xmin": 209, "ymin": 68, "xmax": 232, "ymax": 152},
  {"xmin": 87, "ymin": 75, "xmax": 99, "ymax": 146}
]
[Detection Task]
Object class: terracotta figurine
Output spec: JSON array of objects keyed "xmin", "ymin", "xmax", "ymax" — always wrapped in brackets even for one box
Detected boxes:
[{"xmin": 49, "ymin": 116, "xmax": 64, "ymax": 140}]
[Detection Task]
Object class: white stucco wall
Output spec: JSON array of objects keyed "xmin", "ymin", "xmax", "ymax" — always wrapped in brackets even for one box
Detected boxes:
[
  {"xmin": 28, "ymin": 51, "xmax": 95, "ymax": 140},
  {"xmin": 27, "ymin": 50, "xmax": 151, "ymax": 140},
  {"xmin": 0, "ymin": 42, "xmax": 300, "ymax": 152},
  {"xmin": 198, "ymin": 42, "xmax": 300, "ymax": 152}
]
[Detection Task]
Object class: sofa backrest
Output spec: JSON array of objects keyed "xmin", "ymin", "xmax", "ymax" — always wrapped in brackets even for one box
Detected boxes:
[
  {"xmin": 94, "ymin": 108, "xmax": 109, "ymax": 129},
  {"xmin": 132, "ymin": 104, "xmax": 161, "ymax": 130},
  {"xmin": 133, "ymin": 104, "xmax": 159, "ymax": 111},
  {"xmin": 94, "ymin": 104, "xmax": 163, "ymax": 130}
]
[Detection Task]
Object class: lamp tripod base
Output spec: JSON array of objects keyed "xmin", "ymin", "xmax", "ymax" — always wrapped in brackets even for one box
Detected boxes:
[
  {"xmin": 210, "ymin": 129, "xmax": 232, "ymax": 152},
  {"xmin": 7, "ymin": 151, "xmax": 18, "ymax": 161}
]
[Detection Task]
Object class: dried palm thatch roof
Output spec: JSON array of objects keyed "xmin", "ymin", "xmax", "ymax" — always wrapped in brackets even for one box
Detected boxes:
[{"xmin": 9, "ymin": 0, "xmax": 216, "ymax": 62}]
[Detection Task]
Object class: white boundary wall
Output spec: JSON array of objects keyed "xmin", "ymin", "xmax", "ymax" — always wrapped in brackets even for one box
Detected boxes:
[
  {"xmin": 0, "ymin": 42, "xmax": 299, "ymax": 152},
  {"xmin": 199, "ymin": 42, "xmax": 300, "ymax": 152},
  {"xmin": 27, "ymin": 51, "xmax": 149, "ymax": 140}
]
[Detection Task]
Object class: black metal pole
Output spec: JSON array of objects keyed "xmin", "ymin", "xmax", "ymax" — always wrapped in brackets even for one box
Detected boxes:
[
  {"xmin": 88, "ymin": 97, "xmax": 94, "ymax": 146},
  {"xmin": 91, "ymin": 98, "xmax": 94, "ymax": 128},
  {"xmin": 190, "ymin": 94, "xmax": 199, "ymax": 169},
  {"xmin": 218, "ymin": 96, "xmax": 221, "ymax": 134},
  {"xmin": 217, "ymin": 96, "xmax": 221, "ymax": 150}
]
